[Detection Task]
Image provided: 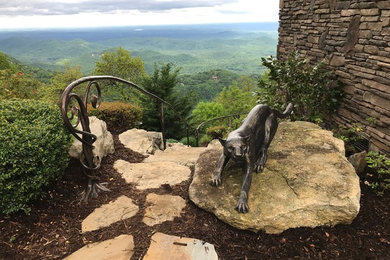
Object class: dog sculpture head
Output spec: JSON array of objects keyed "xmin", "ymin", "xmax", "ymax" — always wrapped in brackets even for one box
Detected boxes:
[{"xmin": 219, "ymin": 136, "xmax": 249, "ymax": 160}]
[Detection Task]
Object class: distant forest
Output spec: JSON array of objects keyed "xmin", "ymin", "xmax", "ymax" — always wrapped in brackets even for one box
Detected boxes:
[{"xmin": 0, "ymin": 23, "xmax": 278, "ymax": 76}]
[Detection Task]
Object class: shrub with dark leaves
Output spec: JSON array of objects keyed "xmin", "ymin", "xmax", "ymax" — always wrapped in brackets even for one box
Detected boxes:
[{"xmin": 88, "ymin": 101, "xmax": 142, "ymax": 134}]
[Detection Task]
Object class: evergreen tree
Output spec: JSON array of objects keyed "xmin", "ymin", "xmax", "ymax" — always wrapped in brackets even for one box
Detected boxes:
[{"xmin": 141, "ymin": 63, "xmax": 194, "ymax": 139}]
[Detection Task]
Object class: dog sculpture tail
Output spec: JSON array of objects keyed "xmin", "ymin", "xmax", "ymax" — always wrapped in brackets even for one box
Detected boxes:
[{"xmin": 273, "ymin": 103, "xmax": 293, "ymax": 119}]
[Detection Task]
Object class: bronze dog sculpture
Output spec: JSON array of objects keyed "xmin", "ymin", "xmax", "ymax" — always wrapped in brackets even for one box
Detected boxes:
[{"xmin": 210, "ymin": 103, "xmax": 293, "ymax": 213}]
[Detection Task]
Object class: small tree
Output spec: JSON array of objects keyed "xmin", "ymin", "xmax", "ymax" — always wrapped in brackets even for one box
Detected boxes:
[
  {"xmin": 40, "ymin": 64, "xmax": 83, "ymax": 104},
  {"xmin": 94, "ymin": 47, "xmax": 146, "ymax": 103},
  {"xmin": 236, "ymin": 75, "xmax": 258, "ymax": 92},
  {"xmin": 257, "ymin": 51, "xmax": 344, "ymax": 122},
  {"xmin": 141, "ymin": 63, "xmax": 194, "ymax": 139},
  {"xmin": 214, "ymin": 83, "xmax": 257, "ymax": 116},
  {"xmin": 190, "ymin": 82, "xmax": 257, "ymax": 133},
  {"xmin": 191, "ymin": 102, "xmax": 224, "ymax": 125}
]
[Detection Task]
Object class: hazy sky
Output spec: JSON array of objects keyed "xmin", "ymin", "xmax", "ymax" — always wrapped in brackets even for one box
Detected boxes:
[{"xmin": 0, "ymin": 0, "xmax": 279, "ymax": 29}]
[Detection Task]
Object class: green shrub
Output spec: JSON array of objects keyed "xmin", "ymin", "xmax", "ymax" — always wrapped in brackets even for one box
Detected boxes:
[
  {"xmin": 199, "ymin": 135, "xmax": 212, "ymax": 146},
  {"xmin": 0, "ymin": 69, "xmax": 41, "ymax": 100},
  {"xmin": 333, "ymin": 124, "xmax": 364, "ymax": 155},
  {"xmin": 365, "ymin": 151, "xmax": 390, "ymax": 196},
  {"xmin": 88, "ymin": 101, "xmax": 142, "ymax": 134},
  {"xmin": 0, "ymin": 99, "xmax": 71, "ymax": 214},
  {"xmin": 257, "ymin": 51, "xmax": 344, "ymax": 122},
  {"xmin": 180, "ymin": 136, "xmax": 197, "ymax": 147},
  {"xmin": 206, "ymin": 125, "xmax": 227, "ymax": 139}
]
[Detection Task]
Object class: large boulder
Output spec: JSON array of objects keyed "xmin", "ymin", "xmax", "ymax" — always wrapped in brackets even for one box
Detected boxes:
[
  {"xmin": 119, "ymin": 128, "xmax": 163, "ymax": 155},
  {"xmin": 69, "ymin": 116, "xmax": 114, "ymax": 160},
  {"xmin": 189, "ymin": 121, "xmax": 361, "ymax": 234}
]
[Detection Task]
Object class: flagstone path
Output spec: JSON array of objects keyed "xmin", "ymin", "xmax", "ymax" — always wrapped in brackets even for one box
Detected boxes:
[{"xmin": 65, "ymin": 138, "xmax": 219, "ymax": 260}]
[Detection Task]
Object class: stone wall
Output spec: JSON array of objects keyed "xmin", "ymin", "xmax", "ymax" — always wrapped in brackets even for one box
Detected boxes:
[{"xmin": 278, "ymin": 0, "xmax": 390, "ymax": 155}]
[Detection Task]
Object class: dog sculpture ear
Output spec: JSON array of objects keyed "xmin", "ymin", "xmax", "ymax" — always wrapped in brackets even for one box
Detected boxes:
[
  {"xmin": 218, "ymin": 137, "xmax": 226, "ymax": 147},
  {"xmin": 242, "ymin": 135, "xmax": 250, "ymax": 144}
]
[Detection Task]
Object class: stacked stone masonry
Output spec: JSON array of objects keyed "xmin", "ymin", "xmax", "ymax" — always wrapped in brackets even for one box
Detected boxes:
[{"xmin": 278, "ymin": 0, "xmax": 390, "ymax": 155}]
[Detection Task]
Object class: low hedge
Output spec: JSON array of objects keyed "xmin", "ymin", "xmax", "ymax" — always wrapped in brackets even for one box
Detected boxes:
[
  {"xmin": 0, "ymin": 99, "xmax": 71, "ymax": 214},
  {"xmin": 88, "ymin": 101, "xmax": 142, "ymax": 134}
]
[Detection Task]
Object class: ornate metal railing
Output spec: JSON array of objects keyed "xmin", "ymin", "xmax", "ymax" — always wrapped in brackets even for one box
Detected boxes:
[
  {"xmin": 60, "ymin": 75, "xmax": 191, "ymax": 202},
  {"xmin": 194, "ymin": 113, "xmax": 248, "ymax": 146}
]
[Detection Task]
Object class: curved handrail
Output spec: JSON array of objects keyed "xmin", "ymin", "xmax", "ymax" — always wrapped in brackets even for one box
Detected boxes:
[
  {"xmin": 60, "ymin": 75, "xmax": 192, "ymax": 201},
  {"xmin": 61, "ymin": 76, "xmax": 192, "ymax": 147}
]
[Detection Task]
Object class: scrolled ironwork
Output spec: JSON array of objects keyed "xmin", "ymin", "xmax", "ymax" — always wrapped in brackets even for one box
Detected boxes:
[{"xmin": 61, "ymin": 75, "xmax": 192, "ymax": 202}]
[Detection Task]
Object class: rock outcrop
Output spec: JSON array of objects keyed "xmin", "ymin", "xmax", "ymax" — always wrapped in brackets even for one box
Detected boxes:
[
  {"xmin": 348, "ymin": 151, "xmax": 367, "ymax": 174},
  {"xmin": 189, "ymin": 121, "xmax": 361, "ymax": 234},
  {"xmin": 69, "ymin": 116, "xmax": 114, "ymax": 160},
  {"xmin": 118, "ymin": 128, "xmax": 163, "ymax": 155}
]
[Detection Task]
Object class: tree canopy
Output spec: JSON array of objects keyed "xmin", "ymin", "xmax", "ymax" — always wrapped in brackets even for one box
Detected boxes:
[{"xmin": 94, "ymin": 47, "xmax": 147, "ymax": 103}]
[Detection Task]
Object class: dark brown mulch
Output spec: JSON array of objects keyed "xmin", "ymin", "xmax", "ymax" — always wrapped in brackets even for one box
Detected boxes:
[{"xmin": 1, "ymin": 134, "xmax": 390, "ymax": 260}]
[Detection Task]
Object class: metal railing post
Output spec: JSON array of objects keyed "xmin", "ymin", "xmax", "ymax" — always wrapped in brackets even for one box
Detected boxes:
[
  {"xmin": 159, "ymin": 101, "xmax": 166, "ymax": 150},
  {"xmin": 186, "ymin": 126, "xmax": 190, "ymax": 147}
]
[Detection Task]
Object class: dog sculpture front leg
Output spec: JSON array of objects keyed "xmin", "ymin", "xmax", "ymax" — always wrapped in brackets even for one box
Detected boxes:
[
  {"xmin": 235, "ymin": 155, "xmax": 253, "ymax": 213},
  {"xmin": 210, "ymin": 153, "xmax": 229, "ymax": 187},
  {"xmin": 254, "ymin": 114, "xmax": 278, "ymax": 173}
]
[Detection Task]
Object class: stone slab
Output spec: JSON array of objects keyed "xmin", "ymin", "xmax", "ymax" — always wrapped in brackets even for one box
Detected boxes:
[
  {"xmin": 114, "ymin": 160, "xmax": 191, "ymax": 190},
  {"xmin": 144, "ymin": 143, "xmax": 206, "ymax": 167},
  {"xmin": 143, "ymin": 232, "xmax": 218, "ymax": 260},
  {"xmin": 143, "ymin": 193, "xmax": 186, "ymax": 226},
  {"xmin": 82, "ymin": 196, "xmax": 138, "ymax": 233},
  {"xmin": 64, "ymin": 234, "xmax": 134, "ymax": 260}
]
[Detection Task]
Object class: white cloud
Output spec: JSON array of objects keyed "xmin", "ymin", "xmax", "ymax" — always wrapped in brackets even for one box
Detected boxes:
[
  {"xmin": 0, "ymin": 0, "xmax": 238, "ymax": 15},
  {"xmin": 0, "ymin": 0, "xmax": 279, "ymax": 29}
]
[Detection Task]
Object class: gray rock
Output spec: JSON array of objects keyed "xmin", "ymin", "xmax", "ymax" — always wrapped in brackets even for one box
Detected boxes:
[
  {"xmin": 64, "ymin": 235, "xmax": 134, "ymax": 260},
  {"xmin": 69, "ymin": 116, "xmax": 114, "ymax": 161},
  {"xmin": 143, "ymin": 232, "xmax": 218, "ymax": 260},
  {"xmin": 119, "ymin": 128, "xmax": 163, "ymax": 155},
  {"xmin": 348, "ymin": 151, "xmax": 367, "ymax": 174},
  {"xmin": 189, "ymin": 121, "xmax": 361, "ymax": 234}
]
